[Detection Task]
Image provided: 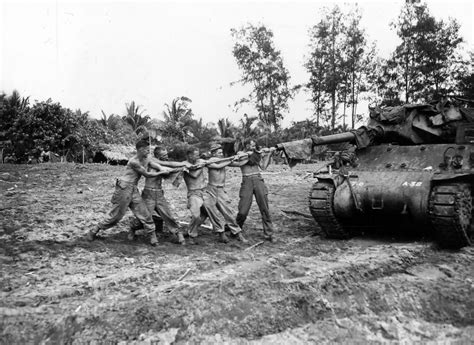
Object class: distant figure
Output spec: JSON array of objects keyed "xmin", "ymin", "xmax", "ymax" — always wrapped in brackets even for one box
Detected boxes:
[
  {"xmin": 206, "ymin": 143, "xmax": 248, "ymax": 243},
  {"xmin": 183, "ymin": 147, "xmax": 228, "ymax": 244},
  {"xmin": 41, "ymin": 150, "xmax": 50, "ymax": 163},
  {"xmin": 4, "ymin": 155, "xmax": 15, "ymax": 164},
  {"xmin": 232, "ymin": 139, "xmax": 276, "ymax": 242},
  {"xmin": 87, "ymin": 139, "xmax": 166, "ymax": 246}
]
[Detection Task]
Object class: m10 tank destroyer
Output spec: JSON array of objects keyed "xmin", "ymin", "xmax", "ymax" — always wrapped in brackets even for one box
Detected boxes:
[{"xmin": 277, "ymin": 98, "xmax": 474, "ymax": 249}]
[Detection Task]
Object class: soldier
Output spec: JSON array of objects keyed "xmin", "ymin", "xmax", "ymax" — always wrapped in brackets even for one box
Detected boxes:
[
  {"xmin": 87, "ymin": 139, "xmax": 165, "ymax": 246},
  {"xmin": 153, "ymin": 146, "xmax": 192, "ymax": 170},
  {"xmin": 232, "ymin": 139, "xmax": 276, "ymax": 242},
  {"xmin": 183, "ymin": 147, "xmax": 228, "ymax": 244},
  {"xmin": 128, "ymin": 145, "xmax": 187, "ymax": 245},
  {"xmin": 206, "ymin": 143, "xmax": 248, "ymax": 243}
]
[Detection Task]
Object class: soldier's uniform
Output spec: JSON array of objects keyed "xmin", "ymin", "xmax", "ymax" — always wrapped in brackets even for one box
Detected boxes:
[
  {"xmin": 142, "ymin": 187, "xmax": 181, "ymax": 232},
  {"xmin": 130, "ymin": 175, "xmax": 182, "ymax": 236},
  {"xmin": 187, "ymin": 188, "xmax": 224, "ymax": 238},
  {"xmin": 99, "ymin": 179, "xmax": 155, "ymax": 233},
  {"xmin": 207, "ymin": 184, "xmax": 242, "ymax": 235},
  {"xmin": 90, "ymin": 161, "xmax": 156, "ymax": 243},
  {"xmin": 236, "ymin": 151, "xmax": 274, "ymax": 238}
]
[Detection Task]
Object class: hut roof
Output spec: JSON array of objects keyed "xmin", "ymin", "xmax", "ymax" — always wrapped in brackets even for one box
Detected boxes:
[{"xmin": 100, "ymin": 144, "xmax": 136, "ymax": 162}]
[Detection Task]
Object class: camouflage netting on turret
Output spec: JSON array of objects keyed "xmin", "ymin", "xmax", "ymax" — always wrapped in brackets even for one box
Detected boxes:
[
  {"xmin": 277, "ymin": 138, "xmax": 313, "ymax": 167},
  {"xmin": 368, "ymin": 98, "xmax": 474, "ymax": 143}
]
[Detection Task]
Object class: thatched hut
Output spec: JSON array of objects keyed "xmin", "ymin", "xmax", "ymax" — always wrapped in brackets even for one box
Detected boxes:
[{"xmin": 93, "ymin": 144, "xmax": 136, "ymax": 165}]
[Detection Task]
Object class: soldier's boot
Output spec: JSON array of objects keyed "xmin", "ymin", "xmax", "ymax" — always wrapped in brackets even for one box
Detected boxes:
[
  {"xmin": 219, "ymin": 232, "xmax": 229, "ymax": 244},
  {"xmin": 127, "ymin": 228, "xmax": 136, "ymax": 241},
  {"xmin": 188, "ymin": 236, "xmax": 200, "ymax": 245},
  {"xmin": 87, "ymin": 226, "xmax": 100, "ymax": 241},
  {"xmin": 236, "ymin": 232, "xmax": 249, "ymax": 244},
  {"xmin": 264, "ymin": 234, "xmax": 275, "ymax": 243},
  {"xmin": 149, "ymin": 232, "xmax": 159, "ymax": 246},
  {"xmin": 153, "ymin": 217, "xmax": 164, "ymax": 233},
  {"xmin": 177, "ymin": 233, "xmax": 186, "ymax": 245}
]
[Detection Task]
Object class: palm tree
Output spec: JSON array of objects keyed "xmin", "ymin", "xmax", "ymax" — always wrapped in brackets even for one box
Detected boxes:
[
  {"xmin": 233, "ymin": 113, "xmax": 261, "ymax": 150},
  {"xmin": 239, "ymin": 114, "xmax": 259, "ymax": 137},
  {"xmin": 217, "ymin": 118, "xmax": 234, "ymax": 138},
  {"xmin": 100, "ymin": 110, "xmax": 112, "ymax": 128},
  {"xmin": 123, "ymin": 101, "xmax": 150, "ymax": 135},
  {"xmin": 0, "ymin": 90, "xmax": 30, "ymax": 133},
  {"xmin": 100, "ymin": 111, "xmax": 126, "ymax": 132},
  {"xmin": 162, "ymin": 97, "xmax": 194, "ymax": 142}
]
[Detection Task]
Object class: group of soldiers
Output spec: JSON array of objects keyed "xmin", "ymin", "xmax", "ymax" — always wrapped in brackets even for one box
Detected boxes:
[{"xmin": 87, "ymin": 138, "xmax": 276, "ymax": 246}]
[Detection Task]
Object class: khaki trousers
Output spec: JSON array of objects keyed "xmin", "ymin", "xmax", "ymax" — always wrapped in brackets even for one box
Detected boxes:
[
  {"xmin": 207, "ymin": 185, "xmax": 241, "ymax": 235},
  {"xmin": 236, "ymin": 175, "xmax": 274, "ymax": 235},
  {"xmin": 99, "ymin": 180, "xmax": 154, "ymax": 234}
]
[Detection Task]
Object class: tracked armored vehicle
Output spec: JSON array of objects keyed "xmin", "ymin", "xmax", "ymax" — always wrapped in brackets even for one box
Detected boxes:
[{"xmin": 277, "ymin": 98, "xmax": 474, "ymax": 249}]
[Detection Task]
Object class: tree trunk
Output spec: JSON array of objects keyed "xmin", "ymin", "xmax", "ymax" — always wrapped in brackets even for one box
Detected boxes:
[
  {"xmin": 331, "ymin": 16, "xmax": 337, "ymax": 130},
  {"xmin": 404, "ymin": 40, "xmax": 409, "ymax": 104},
  {"xmin": 269, "ymin": 87, "xmax": 275, "ymax": 131},
  {"xmin": 331, "ymin": 90, "xmax": 336, "ymax": 130},
  {"xmin": 351, "ymin": 67, "xmax": 356, "ymax": 129},
  {"xmin": 354, "ymin": 89, "xmax": 359, "ymax": 127},
  {"xmin": 259, "ymin": 96, "xmax": 267, "ymax": 127},
  {"xmin": 342, "ymin": 85, "xmax": 347, "ymax": 128},
  {"xmin": 316, "ymin": 95, "xmax": 320, "ymax": 128}
]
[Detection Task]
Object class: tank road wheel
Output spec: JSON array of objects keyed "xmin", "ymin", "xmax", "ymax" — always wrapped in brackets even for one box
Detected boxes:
[
  {"xmin": 309, "ymin": 181, "xmax": 349, "ymax": 239},
  {"xmin": 429, "ymin": 183, "xmax": 472, "ymax": 249}
]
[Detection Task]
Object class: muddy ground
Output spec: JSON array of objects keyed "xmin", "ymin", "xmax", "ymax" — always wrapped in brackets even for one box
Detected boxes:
[{"xmin": 0, "ymin": 162, "xmax": 473, "ymax": 344}]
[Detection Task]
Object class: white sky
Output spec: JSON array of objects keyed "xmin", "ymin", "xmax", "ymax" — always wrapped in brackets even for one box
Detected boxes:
[{"xmin": 1, "ymin": 0, "xmax": 473, "ymax": 128}]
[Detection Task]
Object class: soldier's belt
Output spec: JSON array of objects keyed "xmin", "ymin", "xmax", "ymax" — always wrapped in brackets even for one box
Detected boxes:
[
  {"xmin": 143, "ymin": 186, "xmax": 163, "ymax": 191},
  {"xmin": 242, "ymin": 173, "xmax": 262, "ymax": 178},
  {"xmin": 208, "ymin": 183, "xmax": 225, "ymax": 188}
]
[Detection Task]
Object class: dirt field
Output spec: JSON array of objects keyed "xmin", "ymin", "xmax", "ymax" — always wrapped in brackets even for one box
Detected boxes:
[{"xmin": 1, "ymin": 162, "xmax": 473, "ymax": 344}]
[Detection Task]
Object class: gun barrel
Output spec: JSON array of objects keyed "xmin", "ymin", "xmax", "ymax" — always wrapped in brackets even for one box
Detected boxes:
[
  {"xmin": 311, "ymin": 132, "xmax": 356, "ymax": 145},
  {"xmin": 275, "ymin": 131, "xmax": 358, "ymax": 152}
]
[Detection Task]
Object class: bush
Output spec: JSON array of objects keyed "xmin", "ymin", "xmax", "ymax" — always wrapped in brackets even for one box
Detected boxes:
[{"xmin": 9, "ymin": 99, "xmax": 78, "ymax": 162}]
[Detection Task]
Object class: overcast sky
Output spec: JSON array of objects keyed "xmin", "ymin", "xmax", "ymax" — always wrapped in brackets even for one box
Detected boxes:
[{"xmin": 1, "ymin": 0, "xmax": 473, "ymax": 128}]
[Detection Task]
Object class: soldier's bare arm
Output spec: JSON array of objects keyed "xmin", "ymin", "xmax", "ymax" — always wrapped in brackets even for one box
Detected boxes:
[
  {"xmin": 207, "ymin": 157, "xmax": 234, "ymax": 169},
  {"xmin": 259, "ymin": 148, "xmax": 276, "ymax": 170},
  {"xmin": 186, "ymin": 168, "xmax": 203, "ymax": 178},
  {"xmin": 129, "ymin": 160, "xmax": 161, "ymax": 178},
  {"xmin": 229, "ymin": 152, "xmax": 249, "ymax": 167},
  {"xmin": 185, "ymin": 159, "xmax": 206, "ymax": 177},
  {"xmin": 156, "ymin": 159, "xmax": 192, "ymax": 168},
  {"xmin": 148, "ymin": 160, "xmax": 185, "ymax": 173}
]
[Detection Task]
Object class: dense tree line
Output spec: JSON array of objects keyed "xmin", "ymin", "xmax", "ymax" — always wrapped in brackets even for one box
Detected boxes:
[
  {"xmin": 1, "ymin": 1, "xmax": 473, "ymax": 163},
  {"xmin": 232, "ymin": 1, "xmax": 473, "ymax": 130},
  {"xmin": 0, "ymin": 91, "xmax": 293, "ymax": 163}
]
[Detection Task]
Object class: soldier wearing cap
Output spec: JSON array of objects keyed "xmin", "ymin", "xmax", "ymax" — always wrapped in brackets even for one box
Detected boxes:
[{"xmin": 206, "ymin": 143, "xmax": 248, "ymax": 243}]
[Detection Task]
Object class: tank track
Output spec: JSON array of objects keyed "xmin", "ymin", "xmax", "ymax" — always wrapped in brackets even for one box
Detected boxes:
[
  {"xmin": 428, "ymin": 183, "xmax": 472, "ymax": 249},
  {"xmin": 308, "ymin": 181, "xmax": 349, "ymax": 239}
]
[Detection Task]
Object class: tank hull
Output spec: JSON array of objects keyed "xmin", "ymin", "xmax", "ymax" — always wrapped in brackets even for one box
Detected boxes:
[
  {"xmin": 332, "ymin": 170, "xmax": 432, "ymax": 225},
  {"xmin": 311, "ymin": 143, "xmax": 474, "ymax": 248}
]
